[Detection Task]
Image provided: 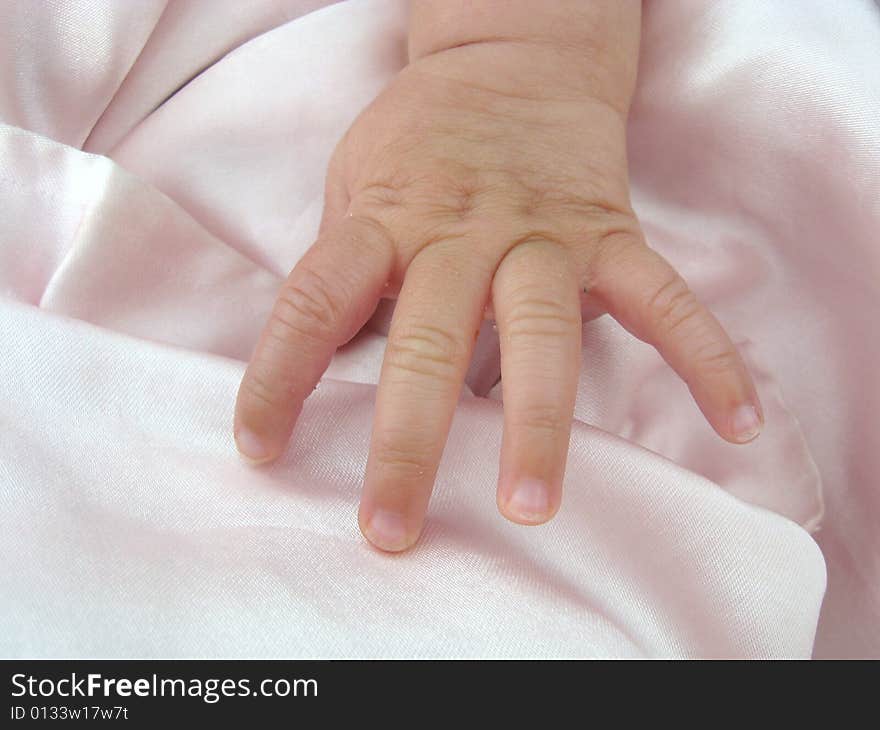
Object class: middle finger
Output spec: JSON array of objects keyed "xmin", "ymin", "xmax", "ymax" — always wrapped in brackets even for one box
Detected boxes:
[{"xmin": 359, "ymin": 238, "xmax": 494, "ymax": 552}]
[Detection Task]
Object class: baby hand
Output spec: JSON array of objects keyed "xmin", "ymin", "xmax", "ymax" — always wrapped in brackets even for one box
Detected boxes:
[{"xmin": 234, "ymin": 14, "xmax": 762, "ymax": 551}]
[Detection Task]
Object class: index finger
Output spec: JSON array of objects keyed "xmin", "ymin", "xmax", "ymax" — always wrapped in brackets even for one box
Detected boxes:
[{"xmin": 234, "ymin": 216, "xmax": 395, "ymax": 463}]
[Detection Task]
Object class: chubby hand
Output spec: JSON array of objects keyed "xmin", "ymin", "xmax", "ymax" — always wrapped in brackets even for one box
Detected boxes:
[{"xmin": 234, "ymin": 35, "xmax": 763, "ymax": 551}]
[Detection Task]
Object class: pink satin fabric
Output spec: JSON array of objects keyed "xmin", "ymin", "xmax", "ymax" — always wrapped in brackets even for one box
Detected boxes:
[{"xmin": 1, "ymin": 0, "xmax": 877, "ymax": 657}]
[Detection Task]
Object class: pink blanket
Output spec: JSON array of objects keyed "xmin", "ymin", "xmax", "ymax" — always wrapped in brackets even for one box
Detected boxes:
[{"xmin": 1, "ymin": 0, "xmax": 877, "ymax": 658}]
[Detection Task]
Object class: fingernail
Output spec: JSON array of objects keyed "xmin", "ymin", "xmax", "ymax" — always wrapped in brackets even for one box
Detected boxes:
[
  {"xmin": 504, "ymin": 477, "xmax": 551, "ymax": 523},
  {"xmin": 364, "ymin": 509, "xmax": 411, "ymax": 552},
  {"xmin": 235, "ymin": 428, "xmax": 272, "ymax": 464},
  {"xmin": 730, "ymin": 404, "xmax": 762, "ymax": 443}
]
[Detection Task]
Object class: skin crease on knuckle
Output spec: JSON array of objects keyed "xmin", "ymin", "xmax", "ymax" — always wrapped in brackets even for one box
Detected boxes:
[
  {"xmin": 273, "ymin": 274, "xmax": 342, "ymax": 343},
  {"xmin": 644, "ymin": 274, "xmax": 702, "ymax": 337},
  {"xmin": 502, "ymin": 285, "xmax": 581, "ymax": 340},
  {"xmin": 385, "ymin": 322, "xmax": 464, "ymax": 384}
]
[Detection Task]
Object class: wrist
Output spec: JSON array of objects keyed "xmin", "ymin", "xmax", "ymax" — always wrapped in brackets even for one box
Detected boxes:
[{"xmin": 408, "ymin": 1, "xmax": 641, "ymax": 114}]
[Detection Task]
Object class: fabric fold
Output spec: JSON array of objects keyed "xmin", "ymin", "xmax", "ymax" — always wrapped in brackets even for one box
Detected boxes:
[{"xmin": 1, "ymin": 0, "xmax": 878, "ymax": 657}]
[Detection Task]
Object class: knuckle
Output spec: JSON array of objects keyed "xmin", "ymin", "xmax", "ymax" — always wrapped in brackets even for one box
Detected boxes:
[
  {"xmin": 357, "ymin": 180, "xmax": 407, "ymax": 211},
  {"xmin": 504, "ymin": 294, "xmax": 579, "ymax": 340},
  {"xmin": 346, "ymin": 178, "xmax": 411, "ymax": 245},
  {"xmin": 241, "ymin": 366, "xmax": 286, "ymax": 410},
  {"xmin": 405, "ymin": 165, "xmax": 484, "ymax": 224},
  {"xmin": 692, "ymin": 342, "xmax": 742, "ymax": 376},
  {"xmin": 496, "ymin": 167, "xmax": 633, "ymax": 226},
  {"xmin": 385, "ymin": 322, "xmax": 463, "ymax": 382},
  {"xmin": 352, "ymin": 169, "xmax": 429, "ymax": 221},
  {"xmin": 344, "ymin": 213, "xmax": 396, "ymax": 262},
  {"xmin": 507, "ymin": 228, "xmax": 570, "ymax": 253},
  {"xmin": 272, "ymin": 266, "xmax": 346, "ymax": 343},
  {"xmin": 645, "ymin": 274, "xmax": 702, "ymax": 335},
  {"xmin": 518, "ymin": 185, "xmax": 629, "ymax": 223},
  {"xmin": 351, "ymin": 168, "xmax": 483, "ymax": 252},
  {"xmin": 512, "ymin": 403, "xmax": 568, "ymax": 438},
  {"xmin": 372, "ymin": 433, "xmax": 435, "ymax": 476},
  {"xmin": 582, "ymin": 229, "xmax": 646, "ymax": 293},
  {"xmin": 587, "ymin": 228, "xmax": 643, "ymax": 272}
]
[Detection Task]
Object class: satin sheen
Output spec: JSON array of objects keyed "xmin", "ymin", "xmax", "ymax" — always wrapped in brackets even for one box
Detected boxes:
[{"xmin": 0, "ymin": 0, "xmax": 877, "ymax": 658}]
